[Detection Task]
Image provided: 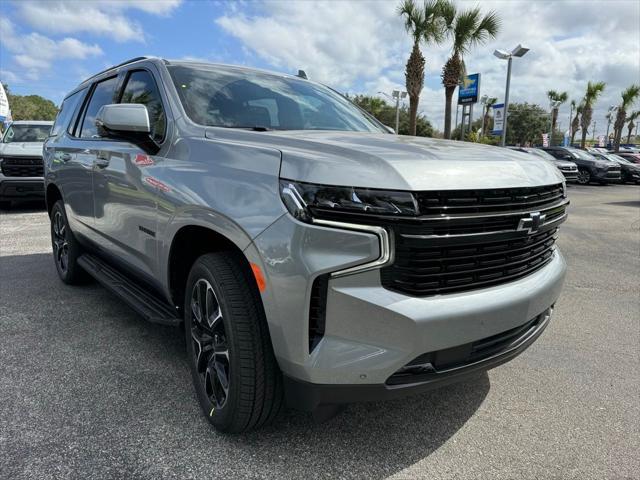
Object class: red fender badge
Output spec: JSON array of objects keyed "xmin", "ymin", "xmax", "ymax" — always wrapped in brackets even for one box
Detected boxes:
[{"xmin": 135, "ymin": 153, "xmax": 154, "ymax": 166}]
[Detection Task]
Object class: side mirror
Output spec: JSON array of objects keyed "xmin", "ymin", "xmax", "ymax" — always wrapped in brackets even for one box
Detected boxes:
[{"xmin": 95, "ymin": 104, "xmax": 159, "ymax": 154}]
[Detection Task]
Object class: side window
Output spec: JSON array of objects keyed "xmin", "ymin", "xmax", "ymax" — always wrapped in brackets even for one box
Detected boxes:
[
  {"xmin": 79, "ymin": 77, "xmax": 118, "ymax": 139},
  {"xmin": 52, "ymin": 89, "xmax": 85, "ymax": 137},
  {"xmin": 120, "ymin": 70, "xmax": 166, "ymax": 142}
]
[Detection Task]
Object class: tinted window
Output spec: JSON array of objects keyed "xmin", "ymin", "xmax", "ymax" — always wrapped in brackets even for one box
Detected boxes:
[
  {"xmin": 80, "ymin": 77, "xmax": 118, "ymax": 139},
  {"xmin": 52, "ymin": 89, "xmax": 84, "ymax": 137},
  {"xmin": 120, "ymin": 70, "xmax": 166, "ymax": 142},
  {"xmin": 2, "ymin": 124, "xmax": 51, "ymax": 143},
  {"xmin": 168, "ymin": 64, "xmax": 383, "ymax": 132}
]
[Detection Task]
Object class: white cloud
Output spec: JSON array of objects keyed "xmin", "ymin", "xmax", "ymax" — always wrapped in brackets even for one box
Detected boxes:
[
  {"xmin": 0, "ymin": 18, "xmax": 103, "ymax": 80},
  {"xmin": 216, "ymin": 0, "xmax": 640, "ymax": 136},
  {"xmin": 18, "ymin": 0, "xmax": 183, "ymax": 43}
]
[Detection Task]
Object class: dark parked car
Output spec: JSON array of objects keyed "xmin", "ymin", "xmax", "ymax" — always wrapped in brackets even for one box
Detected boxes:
[
  {"xmin": 615, "ymin": 152, "xmax": 640, "ymax": 164},
  {"xmin": 591, "ymin": 152, "xmax": 640, "ymax": 184},
  {"xmin": 510, "ymin": 147, "xmax": 578, "ymax": 182},
  {"xmin": 542, "ymin": 147, "xmax": 621, "ymax": 185}
]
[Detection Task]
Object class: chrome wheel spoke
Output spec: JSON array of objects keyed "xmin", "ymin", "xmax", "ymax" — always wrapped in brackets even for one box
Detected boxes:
[{"xmin": 190, "ymin": 278, "xmax": 230, "ymax": 409}]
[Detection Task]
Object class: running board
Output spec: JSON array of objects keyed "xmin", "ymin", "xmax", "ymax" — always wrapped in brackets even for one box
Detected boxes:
[{"xmin": 78, "ymin": 254, "xmax": 181, "ymax": 326}]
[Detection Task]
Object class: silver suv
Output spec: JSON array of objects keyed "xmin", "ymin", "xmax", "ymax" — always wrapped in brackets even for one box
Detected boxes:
[
  {"xmin": 44, "ymin": 57, "xmax": 568, "ymax": 433},
  {"xmin": 0, "ymin": 120, "xmax": 53, "ymax": 206}
]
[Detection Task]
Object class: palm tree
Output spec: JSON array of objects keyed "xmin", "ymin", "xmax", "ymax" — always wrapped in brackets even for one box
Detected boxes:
[
  {"xmin": 440, "ymin": 4, "xmax": 500, "ymax": 139},
  {"xmin": 580, "ymin": 81, "xmax": 606, "ymax": 149},
  {"xmin": 612, "ymin": 84, "xmax": 640, "ymax": 151},
  {"xmin": 626, "ymin": 111, "xmax": 639, "ymax": 144},
  {"xmin": 547, "ymin": 90, "xmax": 568, "ymax": 144},
  {"xmin": 398, "ymin": 0, "xmax": 447, "ymax": 136},
  {"xmin": 570, "ymin": 101, "xmax": 583, "ymax": 146}
]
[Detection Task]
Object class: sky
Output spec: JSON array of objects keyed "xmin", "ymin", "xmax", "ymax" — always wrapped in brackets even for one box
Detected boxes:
[{"xmin": 1, "ymin": 0, "xmax": 639, "ymax": 138}]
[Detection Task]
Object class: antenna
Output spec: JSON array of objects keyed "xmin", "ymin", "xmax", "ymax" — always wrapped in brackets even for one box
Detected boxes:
[{"xmin": 297, "ymin": 70, "xmax": 308, "ymax": 80}]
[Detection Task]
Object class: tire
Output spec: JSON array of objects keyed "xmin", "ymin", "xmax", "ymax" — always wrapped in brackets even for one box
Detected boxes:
[
  {"xmin": 184, "ymin": 252, "xmax": 283, "ymax": 433},
  {"xmin": 577, "ymin": 168, "xmax": 591, "ymax": 185},
  {"xmin": 50, "ymin": 200, "xmax": 88, "ymax": 284}
]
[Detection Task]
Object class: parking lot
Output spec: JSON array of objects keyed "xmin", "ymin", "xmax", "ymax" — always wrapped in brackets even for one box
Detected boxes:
[{"xmin": 0, "ymin": 184, "xmax": 638, "ymax": 480}]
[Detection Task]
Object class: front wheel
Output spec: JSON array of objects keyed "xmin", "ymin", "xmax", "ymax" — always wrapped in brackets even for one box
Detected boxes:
[
  {"xmin": 50, "ymin": 200, "xmax": 88, "ymax": 284},
  {"xmin": 184, "ymin": 252, "xmax": 282, "ymax": 433},
  {"xmin": 577, "ymin": 168, "xmax": 591, "ymax": 185}
]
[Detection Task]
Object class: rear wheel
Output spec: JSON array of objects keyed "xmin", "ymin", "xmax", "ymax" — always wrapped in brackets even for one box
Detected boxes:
[
  {"xmin": 184, "ymin": 252, "xmax": 282, "ymax": 433},
  {"xmin": 577, "ymin": 168, "xmax": 591, "ymax": 185},
  {"xmin": 50, "ymin": 200, "xmax": 88, "ymax": 284}
]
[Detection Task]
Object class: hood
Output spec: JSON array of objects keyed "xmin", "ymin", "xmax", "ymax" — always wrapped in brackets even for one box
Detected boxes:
[
  {"xmin": 261, "ymin": 131, "xmax": 564, "ymax": 191},
  {"xmin": 552, "ymin": 159, "xmax": 577, "ymax": 168},
  {"xmin": 0, "ymin": 142, "xmax": 45, "ymax": 157}
]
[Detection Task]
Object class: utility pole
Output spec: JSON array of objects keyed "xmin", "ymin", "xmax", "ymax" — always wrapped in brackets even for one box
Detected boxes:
[{"xmin": 592, "ymin": 120, "xmax": 597, "ymax": 141}]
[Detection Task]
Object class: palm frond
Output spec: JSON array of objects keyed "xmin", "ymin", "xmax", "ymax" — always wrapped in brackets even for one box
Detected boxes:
[{"xmin": 620, "ymin": 84, "xmax": 640, "ymax": 109}]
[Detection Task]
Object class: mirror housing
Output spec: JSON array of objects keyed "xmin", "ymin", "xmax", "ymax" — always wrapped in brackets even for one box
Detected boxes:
[{"xmin": 95, "ymin": 104, "xmax": 159, "ymax": 154}]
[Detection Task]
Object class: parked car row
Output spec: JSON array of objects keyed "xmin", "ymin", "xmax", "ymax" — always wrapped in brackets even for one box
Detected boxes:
[{"xmin": 510, "ymin": 145, "xmax": 640, "ymax": 185}]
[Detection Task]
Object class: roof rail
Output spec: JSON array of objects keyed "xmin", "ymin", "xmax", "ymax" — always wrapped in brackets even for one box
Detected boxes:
[{"xmin": 81, "ymin": 56, "xmax": 150, "ymax": 84}]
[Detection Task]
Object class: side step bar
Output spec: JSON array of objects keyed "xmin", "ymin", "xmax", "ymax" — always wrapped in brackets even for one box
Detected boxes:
[{"xmin": 78, "ymin": 254, "xmax": 181, "ymax": 326}]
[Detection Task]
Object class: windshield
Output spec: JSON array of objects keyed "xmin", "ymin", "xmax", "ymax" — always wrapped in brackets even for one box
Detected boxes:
[
  {"xmin": 527, "ymin": 148, "xmax": 558, "ymax": 161},
  {"xmin": 606, "ymin": 154, "xmax": 631, "ymax": 164},
  {"xmin": 2, "ymin": 124, "xmax": 51, "ymax": 143},
  {"xmin": 168, "ymin": 64, "xmax": 384, "ymax": 132},
  {"xmin": 570, "ymin": 149, "xmax": 598, "ymax": 161}
]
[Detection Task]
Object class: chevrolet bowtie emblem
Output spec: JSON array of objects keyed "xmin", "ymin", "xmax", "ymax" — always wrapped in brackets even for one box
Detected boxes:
[{"xmin": 518, "ymin": 212, "xmax": 546, "ymax": 234}]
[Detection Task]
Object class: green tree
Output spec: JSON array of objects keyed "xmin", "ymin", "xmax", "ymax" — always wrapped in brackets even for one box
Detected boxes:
[
  {"xmin": 481, "ymin": 96, "xmax": 497, "ymax": 137},
  {"xmin": 504, "ymin": 103, "xmax": 549, "ymax": 146},
  {"xmin": 440, "ymin": 3, "xmax": 500, "ymax": 139},
  {"xmin": 398, "ymin": 0, "xmax": 447, "ymax": 136},
  {"xmin": 2, "ymin": 84, "xmax": 58, "ymax": 121},
  {"xmin": 351, "ymin": 94, "xmax": 433, "ymax": 137},
  {"xmin": 570, "ymin": 100, "xmax": 583, "ymax": 146},
  {"xmin": 546, "ymin": 89, "xmax": 568, "ymax": 144},
  {"xmin": 579, "ymin": 81, "xmax": 606, "ymax": 149},
  {"xmin": 612, "ymin": 84, "xmax": 640, "ymax": 151}
]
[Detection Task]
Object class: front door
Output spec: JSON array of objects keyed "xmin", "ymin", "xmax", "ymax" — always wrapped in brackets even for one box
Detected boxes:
[{"xmin": 92, "ymin": 68, "xmax": 168, "ymax": 280}]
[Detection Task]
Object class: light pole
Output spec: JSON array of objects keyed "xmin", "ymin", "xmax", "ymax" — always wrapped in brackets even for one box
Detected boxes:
[
  {"xmin": 392, "ymin": 90, "xmax": 407, "ymax": 134},
  {"xmin": 549, "ymin": 100, "xmax": 561, "ymax": 146},
  {"xmin": 605, "ymin": 105, "xmax": 616, "ymax": 148},
  {"xmin": 479, "ymin": 95, "xmax": 488, "ymax": 142},
  {"xmin": 494, "ymin": 44, "xmax": 529, "ymax": 147},
  {"xmin": 378, "ymin": 90, "xmax": 406, "ymax": 134}
]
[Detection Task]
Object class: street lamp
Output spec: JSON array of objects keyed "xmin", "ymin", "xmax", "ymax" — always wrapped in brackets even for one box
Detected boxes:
[
  {"xmin": 378, "ymin": 90, "xmax": 407, "ymax": 134},
  {"xmin": 494, "ymin": 44, "xmax": 530, "ymax": 147},
  {"xmin": 479, "ymin": 95, "xmax": 489, "ymax": 142},
  {"xmin": 605, "ymin": 105, "xmax": 617, "ymax": 147}
]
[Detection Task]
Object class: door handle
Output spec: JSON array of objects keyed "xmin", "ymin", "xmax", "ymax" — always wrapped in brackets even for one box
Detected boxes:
[
  {"xmin": 95, "ymin": 154, "xmax": 110, "ymax": 168},
  {"xmin": 61, "ymin": 153, "xmax": 71, "ymax": 162}
]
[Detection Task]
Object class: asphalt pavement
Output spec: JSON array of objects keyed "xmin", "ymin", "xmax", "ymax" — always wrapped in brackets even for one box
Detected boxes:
[{"xmin": 0, "ymin": 184, "xmax": 638, "ymax": 480}]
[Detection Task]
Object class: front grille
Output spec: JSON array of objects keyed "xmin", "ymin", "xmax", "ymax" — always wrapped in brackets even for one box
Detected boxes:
[
  {"xmin": 415, "ymin": 184, "xmax": 564, "ymax": 215},
  {"xmin": 1, "ymin": 156, "xmax": 44, "ymax": 177},
  {"xmin": 386, "ymin": 310, "xmax": 548, "ymax": 386},
  {"xmin": 381, "ymin": 184, "xmax": 567, "ymax": 297}
]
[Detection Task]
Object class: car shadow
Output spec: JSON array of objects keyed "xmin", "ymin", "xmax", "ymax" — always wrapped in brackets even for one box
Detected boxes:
[
  {"xmin": 0, "ymin": 198, "xmax": 46, "ymax": 213},
  {"xmin": 605, "ymin": 200, "xmax": 640, "ymax": 208},
  {"xmin": 1, "ymin": 252, "xmax": 489, "ymax": 479}
]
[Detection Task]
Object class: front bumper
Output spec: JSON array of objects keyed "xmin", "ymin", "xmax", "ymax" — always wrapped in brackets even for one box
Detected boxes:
[
  {"xmin": 0, "ymin": 176, "xmax": 44, "ymax": 199},
  {"xmin": 593, "ymin": 169, "xmax": 621, "ymax": 182},
  {"xmin": 285, "ymin": 307, "xmax": 552, "ymax": 411},
  {"xmin": 559, "ymin": 170, "xmax": 578, "ymax": 182},
  {"xmin": 249, "ymin": 213, "xmax": 567, "ymax": 395}
]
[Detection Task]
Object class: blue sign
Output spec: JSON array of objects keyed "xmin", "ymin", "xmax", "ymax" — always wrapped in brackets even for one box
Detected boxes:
[
  {"xmin": 458, "ymin": 73, "xmax": 480, "ymax": 105},
  {"xmin": 491, "ymin": 103, "xmax": 505, "ymax": 135}
]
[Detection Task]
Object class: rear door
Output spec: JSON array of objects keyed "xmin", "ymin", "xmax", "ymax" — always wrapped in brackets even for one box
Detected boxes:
[{"xmin": 91, "ymin": 67, "xmax": 169, "ymax": 279}]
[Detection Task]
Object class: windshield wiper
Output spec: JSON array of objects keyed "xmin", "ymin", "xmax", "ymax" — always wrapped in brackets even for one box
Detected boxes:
[{"xmin": 216, "ymin": 125, "xmax": 272, "ymax": 132}]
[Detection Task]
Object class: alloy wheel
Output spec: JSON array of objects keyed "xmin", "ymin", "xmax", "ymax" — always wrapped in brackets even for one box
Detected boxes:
[
  {"xmin": 577, "ymin": 170, "xmax": 590, "ymax": 185},
  {"xmin": 190, "ymin": 279, "xmax": 230, "ymax": 411},
  {"xmin": 52, "ymin": 211, "xmax": 69, "ymax": 273}
]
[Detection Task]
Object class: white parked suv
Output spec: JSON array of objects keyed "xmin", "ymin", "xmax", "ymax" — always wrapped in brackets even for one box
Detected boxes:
[{"xmin": 0, "ymin": 120, "xmax": 53, "ymax": 207}]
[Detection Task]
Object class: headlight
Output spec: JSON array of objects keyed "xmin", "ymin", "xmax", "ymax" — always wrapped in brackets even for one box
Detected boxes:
[{"xmin": 280, "ymin": 179, "xmax": 419, "ymax": 222}]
